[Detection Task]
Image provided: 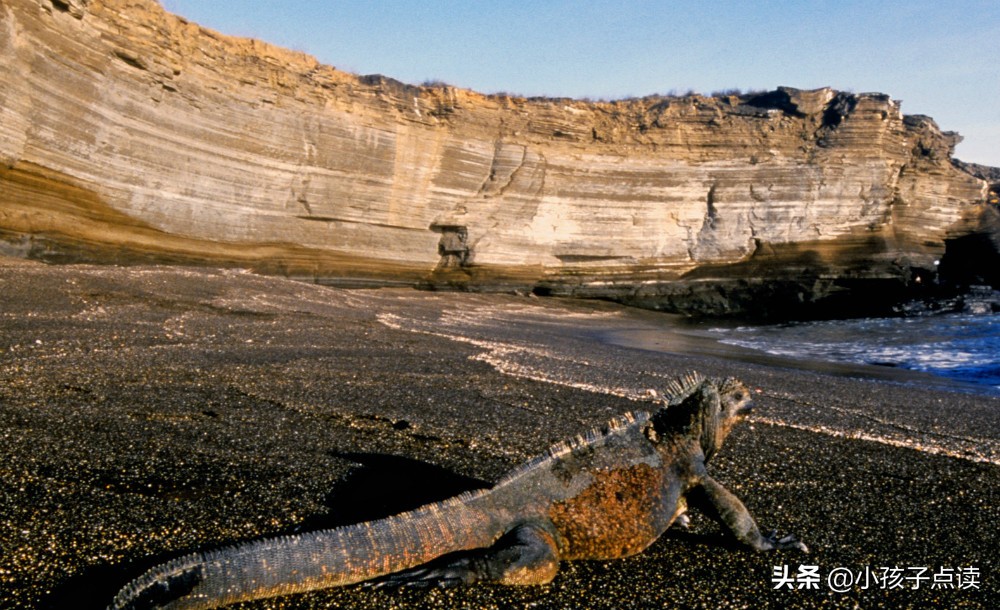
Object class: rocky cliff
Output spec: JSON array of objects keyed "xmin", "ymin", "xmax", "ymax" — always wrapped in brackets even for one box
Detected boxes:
[{"xmin": 1, "ymin": 0, "xmax": 997, "ymax": 317}]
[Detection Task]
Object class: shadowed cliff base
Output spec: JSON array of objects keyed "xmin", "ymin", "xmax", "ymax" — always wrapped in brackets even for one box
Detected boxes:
[
  {"xmin": 4, "ymin": 162, "xmax": 998, "ymax": 318},
  {"xmin": 0, "ymin": 163, "xmax": 431, "ymax": 282},
  {"xmin": 431, "ymin": 212, "xmax": 1000, "ymax": 319}
]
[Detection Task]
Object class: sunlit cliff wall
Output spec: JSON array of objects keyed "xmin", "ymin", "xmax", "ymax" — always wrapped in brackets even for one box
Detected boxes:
[{"xmin": 1, "ymin": 0, "xmax": 995, "ymax": 315}]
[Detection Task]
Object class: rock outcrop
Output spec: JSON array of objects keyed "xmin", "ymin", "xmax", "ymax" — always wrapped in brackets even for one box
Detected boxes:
[{"xmin": 1, "ymin": 0, "xmax": 996, "ymax": 317}]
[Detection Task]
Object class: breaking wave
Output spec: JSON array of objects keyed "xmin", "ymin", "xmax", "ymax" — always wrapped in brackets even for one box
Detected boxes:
[{"xmin": 710, "ymin": 313, "xmax": 1000, "ymax": 394}]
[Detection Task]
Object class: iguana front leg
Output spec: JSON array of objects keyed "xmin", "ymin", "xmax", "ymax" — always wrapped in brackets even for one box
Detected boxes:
[
  {"xmin": 689, "ymin": 475, "xmax": 808, "ymax": 553},
  {"xmin": 368, "ymin": 521, "xmax": 561, "ymax": 588}
]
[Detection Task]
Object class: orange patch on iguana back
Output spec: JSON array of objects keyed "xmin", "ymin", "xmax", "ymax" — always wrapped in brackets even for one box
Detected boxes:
[{"xmin": 548, "ymin": 463, "xmax": 667, "ymax": 560}]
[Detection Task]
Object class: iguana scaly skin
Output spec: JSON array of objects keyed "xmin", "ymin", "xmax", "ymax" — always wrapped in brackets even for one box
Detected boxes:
[{"xmin": 109, "ymin": 373, "xmax": 807, "ymax": 609}]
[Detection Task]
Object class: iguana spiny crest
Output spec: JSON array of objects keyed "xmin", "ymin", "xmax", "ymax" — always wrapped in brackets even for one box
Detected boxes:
[{"xmin": 651, "ymin": 375, "xmax": 752, "ymax": 460}]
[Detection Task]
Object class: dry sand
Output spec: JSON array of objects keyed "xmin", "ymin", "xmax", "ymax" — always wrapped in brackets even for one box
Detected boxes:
[{"xmin": 1, "ymin": 258, "xmax": 997, "ymax": 609}]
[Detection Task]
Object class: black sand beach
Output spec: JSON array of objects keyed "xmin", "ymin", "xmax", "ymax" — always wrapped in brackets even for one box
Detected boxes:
[{"xmin": 1, "ymin": 258, "xmax": 997, "ymax": 609}]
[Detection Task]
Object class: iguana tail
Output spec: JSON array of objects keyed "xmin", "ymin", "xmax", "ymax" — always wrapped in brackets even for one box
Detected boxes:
[{"xmin": 108, "ymin": 491, "xmax": 502, "ymax": 610}]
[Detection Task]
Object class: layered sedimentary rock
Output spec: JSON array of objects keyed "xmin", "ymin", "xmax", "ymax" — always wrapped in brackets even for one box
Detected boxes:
[{"xmin": 1, "ymin": 0, "xmax": 996, "ymax": 316}]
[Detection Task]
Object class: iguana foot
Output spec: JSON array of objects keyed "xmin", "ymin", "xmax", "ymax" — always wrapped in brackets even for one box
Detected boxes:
[
  {"xmin": 762, "ymin": 530, "xmax": 809, "ymax": 553},
  {"xmin": 670, "ymin": 512, "xmax": 691, "ymax": 530},
  {"xmin": 366, "ymin": 556, "xmax": 478, "ymax": 589},
  {"xmin": 366, "ymin": 522, "xmax": 561, "ymax": 589}
]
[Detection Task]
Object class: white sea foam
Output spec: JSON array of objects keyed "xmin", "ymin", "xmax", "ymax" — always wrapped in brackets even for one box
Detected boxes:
[
  {"xmin": 751, "ymin": 417, "xmax": 999, "ymax": 466},
  {"xmin": 378, "ymin": 312, "xmax": 652, "ymax": 400}
]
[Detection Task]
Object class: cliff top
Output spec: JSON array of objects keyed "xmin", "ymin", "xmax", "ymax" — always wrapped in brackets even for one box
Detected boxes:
[{"xmin": 79, "ymin": 0, "xmax": 963, "ymax": 150}]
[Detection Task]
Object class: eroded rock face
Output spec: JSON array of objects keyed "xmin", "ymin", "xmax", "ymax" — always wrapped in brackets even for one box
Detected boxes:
[{"xmin": 0, "ymin": 0, "xmax": 995, "ymax": 316}]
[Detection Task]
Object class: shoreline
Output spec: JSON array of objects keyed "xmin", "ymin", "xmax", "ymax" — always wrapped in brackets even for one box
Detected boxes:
[
  {"xmin": 0, "ymin": 261, "xmax": 997, "ymax": 608},
  {"xmin": 597, "ymin": 312, "xmax": 997, "ymax": 397}
]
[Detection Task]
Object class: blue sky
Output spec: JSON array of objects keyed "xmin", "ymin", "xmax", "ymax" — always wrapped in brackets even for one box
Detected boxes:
[{"xmin": 160, "ymin": 0, "xmax": 999, "ymax": 166}]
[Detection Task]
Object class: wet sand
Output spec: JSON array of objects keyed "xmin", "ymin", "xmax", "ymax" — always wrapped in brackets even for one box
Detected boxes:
[{"xmin": 1, "ymin": 258, "xmax": 997, "ymax": 609}]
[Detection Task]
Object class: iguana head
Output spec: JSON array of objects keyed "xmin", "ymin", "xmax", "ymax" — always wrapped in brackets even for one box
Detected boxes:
[
  {"xmin": 648, "ymin": 376, "xmax": 753, "ymax": 462},
  {"xmin": 703, "ymin": 378, "xmax": 753, "ymax": 460}
]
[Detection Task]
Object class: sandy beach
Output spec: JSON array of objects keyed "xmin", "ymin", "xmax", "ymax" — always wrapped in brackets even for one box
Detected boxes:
[{"xmin": 1, "ymin": 258, "xmax": 997, "ymax": 609}]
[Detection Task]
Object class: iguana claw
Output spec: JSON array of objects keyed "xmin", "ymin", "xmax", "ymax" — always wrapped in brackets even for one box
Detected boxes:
[{"xmin": 765, "ymin": 531, "xmax": 809, "ymax": 553}]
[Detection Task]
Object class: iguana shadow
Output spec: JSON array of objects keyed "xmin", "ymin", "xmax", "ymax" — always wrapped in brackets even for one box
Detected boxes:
[
  {"xmin": 44, "ymin": 452, "xmax": 490, "ymax": 610},
  {"xmin": 300, "ymin": 451, "xmax": 492, "ymax": 530},
  {"xmin": 661, "ymin": 526, "xmax": 744, "ymax": 550}
]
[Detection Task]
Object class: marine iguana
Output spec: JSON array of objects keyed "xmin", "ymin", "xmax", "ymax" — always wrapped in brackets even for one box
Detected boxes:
[{"xmin": 108, "ymin": 372, "xmax": 807, "ymax": 609}]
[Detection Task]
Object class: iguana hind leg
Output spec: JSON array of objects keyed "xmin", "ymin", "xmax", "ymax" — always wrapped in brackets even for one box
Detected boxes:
[{"xmin": 368, "ymin": 521, "xmax": 560, "ymax": 588}]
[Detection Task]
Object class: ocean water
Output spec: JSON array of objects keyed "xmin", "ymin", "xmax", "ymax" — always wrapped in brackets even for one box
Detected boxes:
[{"xmin": 709, "ymin": 312, "xmax": 1000, "ymax": 393}]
